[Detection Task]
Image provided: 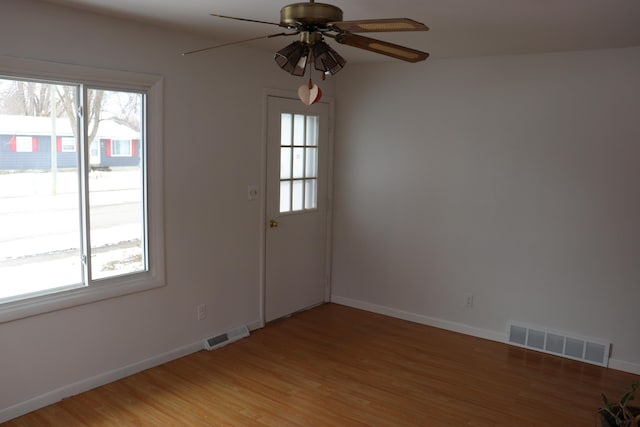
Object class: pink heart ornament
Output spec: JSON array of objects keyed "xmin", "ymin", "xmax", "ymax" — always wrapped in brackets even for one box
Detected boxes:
[{"xmin": 298, "ymin": 83, "xmax": 322, "ymax": 106}]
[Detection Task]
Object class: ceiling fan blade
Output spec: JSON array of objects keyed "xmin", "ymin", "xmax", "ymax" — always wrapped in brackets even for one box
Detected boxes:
[
  {"xmin": 332, "ymin": 33, "xmax": 429, "ymax": 63},
  {"xmin": 210, "ymin": 13, "xmax": 286, "ymax": 28},
  {"xmin": 182, "ymin": 32, "xmax": 297, "ymax": 56},
  {"xmin": 328, "ymin": 18, "xmax": 428, "ymax": 33}
]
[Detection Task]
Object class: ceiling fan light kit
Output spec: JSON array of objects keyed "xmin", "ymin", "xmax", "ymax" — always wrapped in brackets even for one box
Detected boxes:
[
  {"xmin": 275, "ymin": 36, "xmax": 346, "ymax": 77},
  {"xmin": 185, "ymin": 0, "xmax": 429, "ymax": 104}
]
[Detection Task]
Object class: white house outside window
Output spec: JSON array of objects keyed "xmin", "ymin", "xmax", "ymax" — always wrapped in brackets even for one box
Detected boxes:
[{"xmin": 0, "ymin": 57, "xmax": 164, "ymax": 323}]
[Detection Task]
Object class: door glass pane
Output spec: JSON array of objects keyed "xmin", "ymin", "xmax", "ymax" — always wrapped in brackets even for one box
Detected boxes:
[
  {"xmin": 278, "ymin": 112, "xmax": 319, "ymax": 214},
  {"xmin": 306, "ymin": 116, "xmax": 318, "ymax": 146},
  {"xmin": 305, "ymin": 179, "xmax": 317, "ymax": 210},
  {"xmin": 280, "ymin": 181, "xmax": 291, "ymax": 213},
  {"xmin": 280, "ymin": 114, "xmax": 292, "ymax": 146},
  {"xmin": 292, "ymin": 147, "xmax": 304, "ymax": 179},
  {"xmin": 0, "ymin": 78, "xmax": 83, "ymax": 301},
  {"xmin": 280, "ymin": 147, "xmax": 291, "ymax": 179},
  {"xmin": 87, "ymin": 89, "xmax": 146, "ymax": 280},
  {"xmin": 293, "ymin": 114, "xmax": 305, "ymax": 146},
  {"xmin": 305, "ymin": 147, "xmax": 317, "ymax": 178},
  {"xmin": 292, "ymin": 180, "xmax": 304, "ymax": 211}
]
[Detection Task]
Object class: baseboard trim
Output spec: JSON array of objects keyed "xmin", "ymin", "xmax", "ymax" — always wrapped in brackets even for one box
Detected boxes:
[
  {"xmin": 246, "ymin": 318, "xmax": 264, "ymax": 331},
  {"xmin": 330, "ymin": 295, "xmax": 505, "ymax": 343},
  {"xmin": 331, "ymin": 295, "xmax": 640, "ymax": 376},
  {"xmin": 0, "ymin": 341, "xmax": 203, "ymax": 424},
  {"xmin": 609, "ymin": 358, "xmax": 640, "ymax": 375}
]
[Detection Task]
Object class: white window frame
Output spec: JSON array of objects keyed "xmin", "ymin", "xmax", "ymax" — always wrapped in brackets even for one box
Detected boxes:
[
  {"xmin": 61, "ymin": 136, "xmax": 76, "ymax": 152},
  {"xmin": 15, "ymin": 135, "xmax": 35, "ymax": 152},
  {"xmin": 0, "ymin": 56, "xmax": 165, "ymax": 323}
]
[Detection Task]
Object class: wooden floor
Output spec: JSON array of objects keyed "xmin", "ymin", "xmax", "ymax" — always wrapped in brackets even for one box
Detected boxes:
[{"xmin": 5, "ymin": 303, "xmax": 639, "ymax": 426}]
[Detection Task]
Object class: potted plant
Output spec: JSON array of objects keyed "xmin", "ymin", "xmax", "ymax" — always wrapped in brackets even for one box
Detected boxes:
[{"xmin": 598, "ymin": 382, "xmax": 640, "ymax": 427}]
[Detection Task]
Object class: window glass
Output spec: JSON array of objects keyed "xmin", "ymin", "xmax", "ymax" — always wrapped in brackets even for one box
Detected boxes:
[
  {"xmin": 304, "ymin": 179, "xmax": 317, "ymax": 210},
  {"xmin": 0, "ymin": 79, "xmax": 83, "ymax": 300},
  {"xmin": 292, "ymin": 147, "xmax": 304, "ymax": 179},
  {"xmin": 305, "ymin": 116, "xmax": 318, "ymax": 147},
  {"xmin": 292, "ymin": 180, "xmax": 304, "ymax": 211},
  {"xmin": 87, "ymin": 89, "xmax": 145, "ymax": 280},
  {"xmin": 111, "ymin": 139, "xmax": 132, "ymax": 157},
  {"xmin": 16, "ymin": 136, "xmax": 34, "ymax": 152},
  {"xmin": 293, "ymin": 114, "xmax": 305, "ymax": 146},
  {"xmin": 0, "ymin": 77, "xmax": 151, "ymax": 303},
  {"xmin": 280, "ymin": 147, "xmax": 291, "ymax": 180},
  {"xmin": 280, "ymin": 113, "xmax": 292, "ymax": 146},
  {"xmin": 280, "ymin": 181, "xmax": 291, "ymax": 213},
  {"xmin": 279, "ymin": 113, "xmax": 319, "ymax": 214},
  {"xmin": 61, "ymin": 136, "xmax": 76, "ymax": 152}
]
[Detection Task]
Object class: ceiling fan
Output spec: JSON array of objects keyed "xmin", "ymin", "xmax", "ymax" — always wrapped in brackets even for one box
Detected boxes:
[{"xmin": 183, "ymin": 0, "xmax": 429, "ymax": 78}]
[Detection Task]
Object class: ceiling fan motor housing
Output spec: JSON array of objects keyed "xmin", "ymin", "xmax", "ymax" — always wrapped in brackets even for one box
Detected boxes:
[{"xmin": 280, "ymin": 2, "xmax": 343, "ymax": 27}]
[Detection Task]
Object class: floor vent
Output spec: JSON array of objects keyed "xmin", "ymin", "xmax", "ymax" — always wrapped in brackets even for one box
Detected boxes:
[
  {"xmin": 204, "ymin": 325, "xmax": 250, "ymax": 351},
  {"xmin": 506, "ymin": 322, "xmax": 610, "ymax": 367}
]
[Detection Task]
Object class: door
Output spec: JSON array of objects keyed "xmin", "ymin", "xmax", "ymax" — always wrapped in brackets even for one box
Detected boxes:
[
  {"xmin": 265, "ymin": 95, "xmax": 331, "ymax": 322},
  {"xmin": 89, "ymin": 139, "xmax": 101, "ymax": 166}
]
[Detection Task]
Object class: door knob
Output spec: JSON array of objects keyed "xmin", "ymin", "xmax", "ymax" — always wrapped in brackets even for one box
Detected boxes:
[{"xmin": 269, "ymin": 219, "xmax": 279, "ymax": 228}]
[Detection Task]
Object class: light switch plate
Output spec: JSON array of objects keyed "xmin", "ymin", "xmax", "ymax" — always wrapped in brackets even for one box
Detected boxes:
[{"xmin": 247, "ymin": 185, "xmax": 258, "ymax": 201}]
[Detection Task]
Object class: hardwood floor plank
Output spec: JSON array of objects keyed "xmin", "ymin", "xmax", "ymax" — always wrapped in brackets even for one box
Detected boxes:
[{"xmin": 4, "ymin": 303, "xmax": 639, "ymax": 426}]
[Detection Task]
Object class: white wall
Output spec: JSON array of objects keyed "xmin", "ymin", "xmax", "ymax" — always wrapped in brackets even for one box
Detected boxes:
[
  {"xmin": 332, "ymin": 47, "xmax": 640, "ymax": 374},
  {"xmin": 2, "ymin": 0, "xmax": 638, "ymax": 420},
  {"xmin": 0, "ymin": 0, "xmax": 335, "ymax": 421}
]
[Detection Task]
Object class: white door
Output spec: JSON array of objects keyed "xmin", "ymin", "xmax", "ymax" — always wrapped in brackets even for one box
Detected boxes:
[
  {"xmin": 89, "ymin": 140, "xmax": 101, "ymax": 165},
  {"xmin": 265, "ymin": 96, "xmax": 331, "ymax": 322}
]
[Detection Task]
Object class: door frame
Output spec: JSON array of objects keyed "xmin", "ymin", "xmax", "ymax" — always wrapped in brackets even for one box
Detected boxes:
[{"xmin": 258, "ymin": 89, "xmax": 335, "ymax": 326}]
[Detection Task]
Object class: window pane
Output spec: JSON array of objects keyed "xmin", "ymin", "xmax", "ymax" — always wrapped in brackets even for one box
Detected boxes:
[
  {"xmin": 280, "ymin": 181, "xmax": 291, "ymax": 213},
  {"xmin": 0, "ymin": 78, "xmax": 83, "ymax": 301},
  {"xmin": 305, "ymin": 147, "xmax": 317, "ymax": 178},
  {"xmin": 87, "ymin": 89, "xmax": 146, "ymax": 280},
  {"xmin": 280, "ymin": 114, "xmax": 292, "ymax": 146},
  {"xmin": 111, "ymin": 139, "xmax": 132, "ymax": 157},
  {"xmin": 16, "ymin": 136, "xmax": 34, "ymax": 152},
  {"xmin": 293, "ymin": 114, "xmax": 305, "ymax": 146},
  {"xmin": 280, "ymin": 147, "xmax": 291, "ymax": 180},
  {"xmin": 292, "ymin": 180, "xmax": 304, "ymax": 211},
  {"xmin": 61, "ymin": 137, "xmax": 76, "ymax": 152},
  {"xmin": 292, "ymin": 147, "xmax": 304, "ymax": 179},
  {"xmin": 306, "ymin": 116, "xmax": 318, "ymax": 146},
  {"xmin": 305, "ymin": 179, "xmax": 317, "ymax": 210}
]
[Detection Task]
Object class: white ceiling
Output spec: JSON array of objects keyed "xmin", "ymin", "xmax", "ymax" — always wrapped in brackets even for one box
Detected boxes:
[{"xmin": 41, "ymin": 0, "xmax": 640, "ymax": 63}]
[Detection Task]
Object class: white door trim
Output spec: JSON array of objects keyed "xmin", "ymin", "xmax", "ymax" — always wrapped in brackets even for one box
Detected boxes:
[{"xmin": 258, "ymin": 89, "xmax": 335, "ymax": 326}]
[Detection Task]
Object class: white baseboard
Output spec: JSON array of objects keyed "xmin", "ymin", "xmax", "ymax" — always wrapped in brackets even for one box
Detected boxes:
[
  {"xmin": 0, "ymin": 341, "xmax": 203, "ymax": 424},
  {"xmin": 330, "ymin": 295, "xmax": 505, "ymax": 343},
  {"xmin": 1, "ymin": 318, "xmax": 267, "ymax": 424},
  {"xmin": 609, "ymin": 358, "xmax": 640, "ymax": 375},
  {"xmin": 331, "ymin": 294, "xmax": 640, "ymax": 376},
  {"xmin": 246, "ymin": 318, "xmax": 264, "ymax": 331}
]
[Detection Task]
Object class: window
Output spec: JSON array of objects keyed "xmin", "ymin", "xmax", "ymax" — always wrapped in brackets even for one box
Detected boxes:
[
  {"xmin": 15, "ymin": 136, "xmax": 37, "ymax": 152},
  {"xmin": 279, "ymin": 113, "xmax": 319, "ymax": 213},
  {"xmin": 0, "ymin": 57, "xmax": 164, "ymax": 322},
  {"xmin": 60, "ymin": 136, "xmax": 76, "ymax": 152},
  {"xmin": 111, "ymin": 139, "xmax": 133, "ymax": 157}
]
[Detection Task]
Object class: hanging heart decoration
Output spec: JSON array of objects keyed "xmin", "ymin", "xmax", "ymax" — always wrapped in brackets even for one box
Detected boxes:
[{"xmin": 298, "ymin": 79, "xmax": 322, "ymax": 106}]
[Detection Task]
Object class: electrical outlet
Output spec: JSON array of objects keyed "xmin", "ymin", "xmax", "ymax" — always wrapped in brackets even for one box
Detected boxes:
[
  {"xmin": 197, "ymin": 304, "xmax": 207, "ymax": 320},
  {"xmin": 465, "ymin": 294, "xmax": 474, "ymax": 308}
]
